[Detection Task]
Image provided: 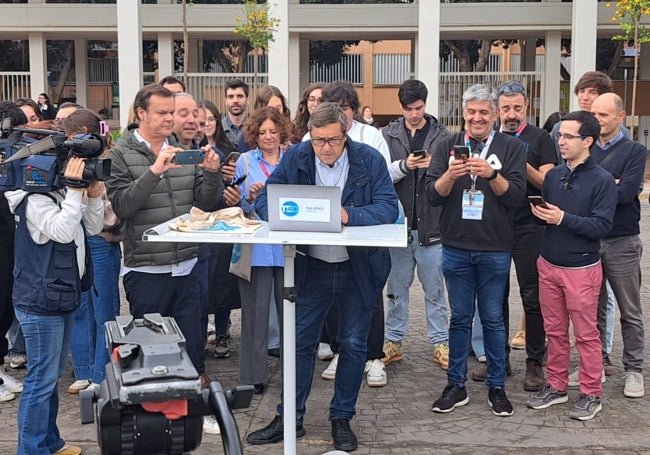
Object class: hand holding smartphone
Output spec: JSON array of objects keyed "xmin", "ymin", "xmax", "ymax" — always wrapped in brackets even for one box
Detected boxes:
[
  {"xmin": 226, "ymin": 174, "xmax": 247, "ymax": 188},
  {"xmin": 453, "ymin": 145, "xmax": 470, "ymax": 162},
  {"xmin": 411, "ymin": 149, "xmax": 426, "ymax": 158},
  {"xmin": 172, "ymin": 150, "xmax": 205, "ymax": 165},
  {"xmin": 528, "ymin": 195, "xmax": 549, "ymax": 209}
]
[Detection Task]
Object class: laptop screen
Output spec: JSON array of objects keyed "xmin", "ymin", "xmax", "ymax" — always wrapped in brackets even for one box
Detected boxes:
[{"xmin": 267, "ymin": 184, "xmax": 342, "ymax": 232}]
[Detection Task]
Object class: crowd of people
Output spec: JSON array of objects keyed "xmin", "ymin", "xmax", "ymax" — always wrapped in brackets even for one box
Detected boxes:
[{"xmin": 0, "ymin": 70, "xmax": 645, "ymax": 453}]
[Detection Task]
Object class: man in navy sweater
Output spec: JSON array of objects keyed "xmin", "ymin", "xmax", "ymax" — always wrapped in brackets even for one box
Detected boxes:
[
  {"xmin": 590, "ymin": 93, "xmax": 646, "ymax": 398},
  {"xmin": 527, "ymin": 110, "xmax": 617, "ymax": 421}
]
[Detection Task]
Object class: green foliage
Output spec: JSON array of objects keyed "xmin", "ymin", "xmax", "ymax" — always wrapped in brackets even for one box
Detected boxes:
[
  {"xmin": 233, "ymin": 0, "xmax": 280, "ymax": 52},
  {"xmin": 609, "ymin": 1, "xmax": 650, "ymax": 44}
]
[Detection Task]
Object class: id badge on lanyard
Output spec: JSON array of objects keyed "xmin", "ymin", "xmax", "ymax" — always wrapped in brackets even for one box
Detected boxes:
[{"xmin": 460, "ymin": 131, "xmax": 493, "ymax": 221}]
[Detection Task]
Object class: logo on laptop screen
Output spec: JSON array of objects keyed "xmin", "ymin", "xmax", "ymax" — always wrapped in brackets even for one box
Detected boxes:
[{"xmin": 281, "ymin": 201, "xmax": 300, "ymax": 217}]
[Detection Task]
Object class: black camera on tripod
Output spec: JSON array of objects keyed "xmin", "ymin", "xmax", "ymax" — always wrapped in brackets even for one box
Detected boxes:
[
  {"xmin": 0, "ymin": 119, "xmax": 110, "ymax": 191},
  {"xmin": 79, "ymin": 313, "xmax": 254, "ymax": 455}
]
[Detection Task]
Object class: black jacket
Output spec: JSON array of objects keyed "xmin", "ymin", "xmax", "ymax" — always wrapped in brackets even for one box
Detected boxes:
[{"xmin": 383, "ymin": 114, "xmax": 449, "ymax": 246}]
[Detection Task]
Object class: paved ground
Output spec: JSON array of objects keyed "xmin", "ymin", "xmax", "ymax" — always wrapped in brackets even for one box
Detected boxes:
[{"xmin": 3, "ymin": 196, "xmax": 650, "ymax": 454}]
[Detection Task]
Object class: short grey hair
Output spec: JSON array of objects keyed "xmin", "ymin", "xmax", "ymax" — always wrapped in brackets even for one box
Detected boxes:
[
  {"xmin": 308, "ymin": 101, "xmax": 348, "ymax": 132},
  {"xmin": 462, "ymin": 84, "xmax": 497, "ymax": 112}
]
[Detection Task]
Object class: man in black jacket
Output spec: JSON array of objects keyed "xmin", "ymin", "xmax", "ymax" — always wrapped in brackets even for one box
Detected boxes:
[
  {"xmin": 381, "ymin": 80, "xmax": 450, "ymax": 371},
  {"xmin": 426, "ymin": 84, "xmax": 527, "ymax": 417}
]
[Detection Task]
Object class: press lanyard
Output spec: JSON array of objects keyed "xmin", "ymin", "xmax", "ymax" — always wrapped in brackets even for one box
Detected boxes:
[
  {"xmin": 499, "ymin": 122, "xmax": 527, "ymax": 138},
  {"xmin": 465, "ymin": 131, "xmax": 495, "ymax": 191},
  {"xmin": 257, "ymin": 148, "xmax": 283, "ymax": 178}
]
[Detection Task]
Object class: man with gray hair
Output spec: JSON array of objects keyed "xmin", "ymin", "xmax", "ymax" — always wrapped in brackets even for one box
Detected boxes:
[
  {"xmin": 425, "ymin": 84, "xmax": 527, "ymax": 417},
  {"xmin": 248, "ymin": 102, "xmax": 399, "ymax": 451}
]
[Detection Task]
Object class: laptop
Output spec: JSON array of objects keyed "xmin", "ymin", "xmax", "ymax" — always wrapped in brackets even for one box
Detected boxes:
[{"xmin": 267, "ymin": 184, "xmax": 342, "ymax": 232}]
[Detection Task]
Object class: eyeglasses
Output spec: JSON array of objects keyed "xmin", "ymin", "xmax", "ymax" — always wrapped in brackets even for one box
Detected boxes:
[
  {"xmin": 557, "ymin": 133, "xmax": 586, "ymax": 141},
  {"xmin": 498, "ymin": 81, "xmax": 526, "ymax": 96},
  {"xmin": 311, "ymin": 137, "xmax": 344, "ymax": 147},
  {"xmin": 307, "ymin": 97, "xmax": 322, "ymax": 104}
]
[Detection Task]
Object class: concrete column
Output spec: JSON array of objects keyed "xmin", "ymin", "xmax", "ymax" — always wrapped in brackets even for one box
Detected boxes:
[
  {"xmin": 569, "ymin": 0, "xmax": 597, "ymax": 111},
  {"xmin": 158, "ymin": 33, "xmax": 174, "ymax": 81},
  {"xmin": 416, "ymin": 0, "xmax": 440, "ymax": 117},
  {"xmin": 288, "ymin": 33, "xmax": 301, "ymax": 114},
  {"xmin": 28, "ymin": 32, "xmax": 48, "ymax": 101},
  {"xmin": 521, "ymin": 38, "xmax": 536, "ymax": 72},
  {"xmin": 117, "ymin": 0, "xmax": 143, "ymax": 130},
  {"xmin": 74, "ymin": 39, "xmax": 88, "ymax": 108},
  {"xmin": 268, "ymin": 0, "xmax": 289, "ymax": 96},
  {"xmin": 543, "ymin": 31, "xmax": 562, "ymax": 125}
]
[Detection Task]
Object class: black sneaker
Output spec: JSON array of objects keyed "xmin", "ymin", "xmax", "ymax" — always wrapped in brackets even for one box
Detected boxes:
[
  {"xmin": 569, "ymin": 394, "xmax": 602, "ymax": 421},
  {"xmin": 432, "ymin": 384, "xmax": 469, "ymax": 413},
  {"xmin": 526, "ymin": 383, "xmax": 568, "ymax": 410},
  {"xmin": 214, "ymin": 335, "xmax": 230, "ymax": 358},
  {"xmin": 488, "ymin": 387, "xmax": 514, "ymax": 417}
]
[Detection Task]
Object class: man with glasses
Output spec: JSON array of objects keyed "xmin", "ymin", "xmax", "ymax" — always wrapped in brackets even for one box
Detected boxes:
[
  {"xmin": 381, "ymin": 79, "xmax": 451, "ymax": 373},
  {"xmin": 426, "ymin": 84, "xmax": 527, "ymax": 417},
  {"xmin": 527, "ymin": 110, "xmax": 616, "ymax": 421},
  {"xmin": 471, "ymin": 81, "xmax": 556, "ymax": 391},
  {"xmin": 248, "ymin": 102, "xmax": 398, "ymax": 451},
  {"xmin": 304, "ymin": 81, "xmax": 395, "ymax": 388}
]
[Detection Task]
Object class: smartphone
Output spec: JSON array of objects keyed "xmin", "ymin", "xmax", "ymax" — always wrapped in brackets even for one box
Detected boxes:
[
  {"xmin": 226, "ymin": 174, "xmax": 247, "ymax": 188},
  {"xmin": 219, "ymin": 151, "xmax": 241, "ymax": 170},
  {"xmin": 411, "ymin": 149, "xmax": 426, "ymax": 158},
  {"xmin": 528, "ymin": 195, "xmax": 549, "ymax": 209},
  {"xmin": 453, "ymin": 145, "xmax": 470, "ymax": 161},
  {"xmin": 173, "ymin": 150, "xmax": 205, "ymax": 165}
]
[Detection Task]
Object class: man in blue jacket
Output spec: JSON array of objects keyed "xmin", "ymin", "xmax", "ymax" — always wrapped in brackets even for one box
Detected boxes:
[
  {"xmin": 248, "ymin": 102, "xmax": 399, "ymax": 452},
  {"xmin": 527, "ymin": 110, "xmax": 617, "ymax": 421}
]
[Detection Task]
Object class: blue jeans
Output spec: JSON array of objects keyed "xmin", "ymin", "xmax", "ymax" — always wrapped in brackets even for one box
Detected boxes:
[
  {"xmin": 15, "ymin": 309, "xmax": 73, "ymax": 455},
  {"xmin": 442, "ymin": 246, "xmax": 510, "ymax": 388},
  {"xmin": 8, "ymin": 316, "xmax": 26, "ymax": 356},
  {"xmin": 385, "ymin": 232, "xmax": 448, "ymax": 345},
  {"xmin": 472, "ymin": 311, "xmax": 485, "ymax": 358},
  {"xmin": 70, "ymin": 236, "xmax": 122, "ymax": 384},
  {"xmin": 278, "ymin": 258, "xmax": 373, "ymax": 423}
]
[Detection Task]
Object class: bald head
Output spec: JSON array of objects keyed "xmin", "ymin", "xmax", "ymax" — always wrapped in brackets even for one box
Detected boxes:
[
  {"xmin": 591, "ymin": 92, "xmax": 626, "ymax": 143},
  {"xmin": 173, "ymin": 93, "xmax": 199, "ymax": 146}
]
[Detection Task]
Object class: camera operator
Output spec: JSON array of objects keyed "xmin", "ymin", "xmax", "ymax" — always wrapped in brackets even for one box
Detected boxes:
[{"xmin": 5, "ymin": 153, "xmax": 104, "ymax": 455}]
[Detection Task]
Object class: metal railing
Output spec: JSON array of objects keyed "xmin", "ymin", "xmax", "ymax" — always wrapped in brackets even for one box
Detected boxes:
[
  {"xmin": 438, "ymin": 71, "xmax": 543, "ymax": 132},
  {"xmin": 0, "ymin": 72, "xmax": 30, "ymax": 102}
]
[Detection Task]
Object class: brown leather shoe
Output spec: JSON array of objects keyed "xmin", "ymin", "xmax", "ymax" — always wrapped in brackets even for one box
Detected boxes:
[
  {"xmin": 603, "ymin": 355, "xmax": 616, "ymax": 377},
  {"xmin": 523, "ymin": 358, "xmax": 545, "ymax": 391},
  {"xmin": 471, "ymin": 356, "xmax": 512, "ymax": 382}
]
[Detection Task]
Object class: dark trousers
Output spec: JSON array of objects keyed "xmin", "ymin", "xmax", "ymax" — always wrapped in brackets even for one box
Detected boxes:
[
  {"xmin": 123, "ymin": 266, "xmax": 205, "ymax": 374},
  {"xmin": 0, "ymin": 194, "xmax": 15, "ymax": 359},
  {"xmin": 323, "ymin": 294, "xmax": 384, "ymax": 360},
  {"xmin": 505, "ymin": 223, "xmax": 546, "ymax": 362}
]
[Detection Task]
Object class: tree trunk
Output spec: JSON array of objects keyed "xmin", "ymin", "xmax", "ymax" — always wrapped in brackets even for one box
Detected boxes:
[
  {"xmin": 52, "ymin": 41, "xmax": 74, "ymax": 104},
  {"xmin": 606, "ymin": 41, "xmax": 624, "ymax": 78},
  {"xmin": 444, "ymin": 41, "xmax": 472, "ymax": 72},
  {"xmin": 474, "ymin": 40, "xmax": 493, "ymax": 72},
  {"xmin": 182, "ymin": 0, "xmax": 189, "ymax": 83},
  {"xmin": 631, "ymin": 18, "xmax": 639, "ymax": 139}
]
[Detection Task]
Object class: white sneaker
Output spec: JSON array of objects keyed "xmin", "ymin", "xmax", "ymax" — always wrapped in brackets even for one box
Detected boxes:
[
  {"xmin": 623, "ymin": 371, "xmax": 645, "ymax": 398},
  {"xmin": 318, "ymin": 342, "xmax": 334, "ymax": 361},
  {"xmin": 0, "ymin": 384, "xmax": 16, "ymax": 402},
  {"xmin": 567, "ymin": 367, "xmax": 605, "ymax": 388},
  {"xmin": 476, "ymin": 355, "xmax": 487, "ymax": 363},
  {"xmin": 321, "ymin": 354, "xmax": 339, "ymax": 380},
  {"xmin": 67, "ymin": 379, "xmax": 91, "ymax": 394},
  {"xmin": 365, "ymin": 359, "xmax": 387, "ymax": 387},
  {"xmin": 203, "ymin": 416, "xmax": 221, "ymax": 434},
  {"xmin": 9, "ymin": 354, "xmax": 27, "ymax": 369},
  {"xmin": 0, "ymin": 368, "xmax": 23, "ymax": 393}
]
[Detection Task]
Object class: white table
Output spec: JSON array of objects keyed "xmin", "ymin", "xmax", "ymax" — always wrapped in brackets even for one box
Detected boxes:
[{"xmin": 143, "ymin": 218, "xmax": 407, "ymax": 454}]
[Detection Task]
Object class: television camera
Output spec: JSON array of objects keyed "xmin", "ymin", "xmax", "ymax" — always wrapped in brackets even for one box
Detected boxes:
[
  {"xmin": 0, "ymin": 117, "xmax": 110, "ymax": 192},
  {"xmin": 79, "ymin": 313, "xmax": 254, "ymax": 455}
]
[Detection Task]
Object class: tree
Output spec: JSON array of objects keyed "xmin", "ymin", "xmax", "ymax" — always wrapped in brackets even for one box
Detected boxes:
[
  {"xmin": 233, "ymin": 0, "xmax": 280, "ymax": 86},
  {"xmin": 608, "ymin": 0, "xmax": 650, "ymax": 137}
]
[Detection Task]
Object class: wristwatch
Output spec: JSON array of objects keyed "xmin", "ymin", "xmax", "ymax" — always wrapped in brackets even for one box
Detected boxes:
[{"xmin": 486, "ymin": 169, "xmax": 498, "ymax": 181}]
